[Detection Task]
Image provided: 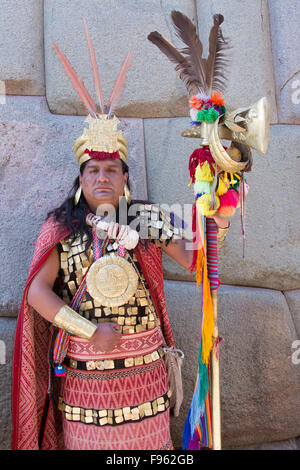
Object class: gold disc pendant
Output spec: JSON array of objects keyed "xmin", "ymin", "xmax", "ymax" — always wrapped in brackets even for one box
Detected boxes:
[{"xmin": 86, "ymin": 253, "xmax": 139, "ymax": 307}]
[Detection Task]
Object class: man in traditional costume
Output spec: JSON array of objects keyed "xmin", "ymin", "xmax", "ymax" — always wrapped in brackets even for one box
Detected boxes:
[{"xmin": 11, "ymin": 18, "xmax": 231, "ymax": 450}]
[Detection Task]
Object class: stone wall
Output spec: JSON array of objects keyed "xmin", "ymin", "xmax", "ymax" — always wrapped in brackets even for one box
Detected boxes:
[{"xmin": 0, "ymin": 0, "xmax": 299, "ymax": 450}]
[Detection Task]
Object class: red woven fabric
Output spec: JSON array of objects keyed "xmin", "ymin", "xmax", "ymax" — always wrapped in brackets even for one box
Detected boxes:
[
  {"xmin": 12, "ymin": 218, "xmax": 174, "ymax": 449},
  {"xmin": 84, "ymin": 149, "xmax": 120, "ymax": 160}
]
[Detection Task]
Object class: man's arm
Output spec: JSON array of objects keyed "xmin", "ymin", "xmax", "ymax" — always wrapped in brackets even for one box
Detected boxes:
[
  {"xmin": 160, "ymin": 213, "xmax": 230, "ymax": 271},
  {"xmin": 27, "ymin": 247, "xmax": 65, "ymax": 322},
  {"xmin": 27, "ymin": 246, "xmax": 121, "ymax": 352}
]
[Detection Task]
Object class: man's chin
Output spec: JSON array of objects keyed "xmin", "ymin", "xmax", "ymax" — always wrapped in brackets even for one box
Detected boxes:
[
  {"xmin": 93, "ymin": 193, "xmax": 114, "ymax": 202},
  {"xmin": 92, "ymin": 194, "xmax": 117, "ymax": 210}
]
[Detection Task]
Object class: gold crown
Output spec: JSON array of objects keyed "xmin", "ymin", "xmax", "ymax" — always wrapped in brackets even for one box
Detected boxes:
[{"xmin": 74, "ymin": 114, "xmax": 128, "ymax": 166}]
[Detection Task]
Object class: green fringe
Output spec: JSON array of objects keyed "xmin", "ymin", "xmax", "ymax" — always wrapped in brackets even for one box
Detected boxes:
[{"xmin": 196, "ymin": 107, "xmax": 219, "ymax": 123}]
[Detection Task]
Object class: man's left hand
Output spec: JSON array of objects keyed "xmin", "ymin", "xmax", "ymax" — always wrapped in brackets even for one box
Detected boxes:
[
  {"xmin": 106, "ymin": 222, "xmax": 139, "ymax": 250},
  {"xmin": 211, "ymin": 212, "xmax": 230, "ymax": 229}
]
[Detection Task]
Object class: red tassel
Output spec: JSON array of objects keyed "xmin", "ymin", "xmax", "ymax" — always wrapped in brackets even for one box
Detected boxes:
[
  {"xmin": 218, "ymin": 189, "xmax": 239, "ymax": 216},
  {"xmin": 190, "ymin": 201, "xmax": 198, "ymax": 273},
  {"xmin": 188, "ymin": 147, "xmax": 217, "ymax": 183}
]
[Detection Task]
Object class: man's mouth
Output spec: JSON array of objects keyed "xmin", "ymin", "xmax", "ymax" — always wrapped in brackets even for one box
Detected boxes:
[{"xmin": 95, "ymin": 187, "xmax": 112, "ymax": 192}]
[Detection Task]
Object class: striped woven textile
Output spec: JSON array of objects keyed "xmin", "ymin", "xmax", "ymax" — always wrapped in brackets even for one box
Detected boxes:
[{"xmin": 206, "ymin": 218, "xmax": 220, "ymax": 290}]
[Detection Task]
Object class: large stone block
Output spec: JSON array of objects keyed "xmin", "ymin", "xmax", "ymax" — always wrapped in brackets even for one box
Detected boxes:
[
  {"xmin": 44, "ymin": 0, "xmax": 196, "ymax": 118},
  {"xmin": 196, "ymin": 0, "xmax": 277, "ymax": 123},
  {"xmin": 0, "ymin": 318, "xmax": 16, "ymax": 450},
  {"xmin": 0, "ymin": 0, "xmax": 45, "ymax": 95},
  {"xmin": 0, "ymin": 96, "xmax": 147, "ymax": 316},
  {"xmin": 284, "ymin": 290, "xmax": 300, "ymax": 338},
  {"xmin": 165, "ymin": 281, "xmax": 300, "ymax": 448},
  {"xmin": 144, "ymin": 118, "xmax": 300, "ymax": 290},
  {"xmin": 269, "ymin": 0, "xmax": 300, "ymax": 124}
]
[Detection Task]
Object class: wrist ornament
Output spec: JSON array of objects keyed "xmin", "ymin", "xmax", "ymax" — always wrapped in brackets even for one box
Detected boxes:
[
  {"xmin": 53, "ymin": 305, "xmax": 97, "ymax": 340},
  {"xmin": 217, "ymin": 223, "xmax": 230, "ymax": 250}
]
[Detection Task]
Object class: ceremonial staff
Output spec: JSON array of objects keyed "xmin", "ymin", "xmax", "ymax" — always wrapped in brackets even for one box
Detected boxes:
[{"xmin": 148, "ymin": 10, "xmax": 270, "ymax": 449}]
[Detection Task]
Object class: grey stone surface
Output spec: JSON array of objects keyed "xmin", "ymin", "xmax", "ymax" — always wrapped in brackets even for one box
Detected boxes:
[
  {"xmin": 269, "ymin": 0, "xmax": 300, "ymax": 124},
  {"xmin": 284, "ymin": 290, "xmax": 300, "ymax": 339},
  {"xmin": 0, "ymin": 0, "xmax": 45, "ymax": 96},
  {"xmin": 44, "ymin": 0, "xmax": 196, "ymax": 118},
  {"xmin": 0, "ymin": 96, "xmax": 147, "ymax": 316},
  {"xmin": 0, "ymin": 318, "xmax": 15, "ymax": 450},
  {"xmin": 196, "ymin": 0, "xmax": 278, "ymax": 123},
  {"xmin": 144, "ymin": 118, "xmax": 300, "ymax": 290},
  {"xmin": 165, "ymin": 281, "xmax": 300, "ymax": 448}
]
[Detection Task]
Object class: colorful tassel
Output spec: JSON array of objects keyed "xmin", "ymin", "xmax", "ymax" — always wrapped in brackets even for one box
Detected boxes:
[
  {"xmin": 218, "ymin": 189, "xmax": 239, "ymax": 216},
  {"xmin": 196, "ymin": 193, "xmax": 220, "ymax": 216},
  {"xmin": 195, "ymin": 161, "xmax": 215, "ymax": 182},
  {"xmin": 194, "ymin": 181, "xmax": 211, "ymax": 195},
  {"xmin": 54, "ymin": 365, "xmax": 66, "ymax": 377}
]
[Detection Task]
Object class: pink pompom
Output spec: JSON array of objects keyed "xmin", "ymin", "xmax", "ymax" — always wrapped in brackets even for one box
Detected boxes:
[{"xmin": 218, "ymin": 189, "xmax": 239, "ymax": 216}]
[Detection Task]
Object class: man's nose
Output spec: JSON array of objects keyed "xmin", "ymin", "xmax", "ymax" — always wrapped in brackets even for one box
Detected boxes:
[{"xmin": 97, "ymin": 169, "xmax": 109, "ymax": 181}]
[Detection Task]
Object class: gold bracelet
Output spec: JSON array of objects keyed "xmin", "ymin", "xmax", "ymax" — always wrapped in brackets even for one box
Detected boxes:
[{"xmin": 53, "ymin": 305, "xmax": 97, "ymax": 340}]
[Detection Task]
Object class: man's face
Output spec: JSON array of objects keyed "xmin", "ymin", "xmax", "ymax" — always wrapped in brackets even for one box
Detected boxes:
[{"xmin": 79, "ymin": 158, "xmax": 128, "ymax": 212}]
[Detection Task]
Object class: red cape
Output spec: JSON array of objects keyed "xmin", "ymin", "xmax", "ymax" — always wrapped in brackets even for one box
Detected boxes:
[{"xmin": 12, "ymin": 217, "xmax": 175, "ymax": 450}]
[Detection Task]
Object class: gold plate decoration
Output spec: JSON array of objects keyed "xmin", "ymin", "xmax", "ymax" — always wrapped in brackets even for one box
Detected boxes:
[{"xmin": 86, "ymin": 254, "xmax": 139, "ymax": 307}]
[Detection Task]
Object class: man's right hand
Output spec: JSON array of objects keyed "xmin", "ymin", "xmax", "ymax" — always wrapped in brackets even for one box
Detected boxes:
[{"xmin": 90, "ymin": 322, "xmax": 122, "ymax": 352}]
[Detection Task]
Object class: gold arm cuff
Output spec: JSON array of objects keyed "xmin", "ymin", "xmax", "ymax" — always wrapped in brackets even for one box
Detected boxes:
[
  {"xmin": 53, "ymin": 305, "xmax": 97, "ymax": 340},
  {"xmin": 217, "ymin": 225, "xmax": 230, "ymax": 250}
]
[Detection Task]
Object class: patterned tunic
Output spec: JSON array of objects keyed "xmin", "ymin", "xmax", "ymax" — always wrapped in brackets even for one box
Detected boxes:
[{"xmin": 56, "ymin": 204, "xmax": 184, "ymax": 450}]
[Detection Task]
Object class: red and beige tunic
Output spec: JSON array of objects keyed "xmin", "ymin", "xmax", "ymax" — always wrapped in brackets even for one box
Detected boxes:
[{"xmin": 55, "ymin": 205, "xmax": 183, "ymax": 450}]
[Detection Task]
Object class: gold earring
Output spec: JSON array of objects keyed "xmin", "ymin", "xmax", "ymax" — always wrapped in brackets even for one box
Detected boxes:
[
  {"xmin": 124, "ymin": 184, "xmax": 131, "ymax": 204},
  {"xmin": 74, "ymin": 185, "xmax": 82, "ymax": 205}
]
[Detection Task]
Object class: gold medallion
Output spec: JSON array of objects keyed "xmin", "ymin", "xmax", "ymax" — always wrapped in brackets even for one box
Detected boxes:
[{"xmin": 86, "ymin": 254, "xmax": 139, "ymax": 307}]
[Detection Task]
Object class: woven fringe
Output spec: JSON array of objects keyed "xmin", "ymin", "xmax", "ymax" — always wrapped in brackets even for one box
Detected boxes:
[{"xmin": 163, "ymin": 347, "xmax": 184, "ymax": 417}]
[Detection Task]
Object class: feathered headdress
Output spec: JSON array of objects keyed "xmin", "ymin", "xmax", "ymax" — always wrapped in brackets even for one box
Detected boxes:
[{"xmin": 53, "ymin": 18, "xmax": 132, "ymax": 166}]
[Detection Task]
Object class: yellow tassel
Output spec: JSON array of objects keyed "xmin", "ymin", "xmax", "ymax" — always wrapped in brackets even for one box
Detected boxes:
[
  {"xmin": 195, "ymin": 250, "xmax": 204, "ymax": 289},
  {"xmin": 216, "ymin": 177, "xmax": 227, "ymax": 196},
  {"xmin": 201, "ymin": 262, "xmax": 214, "ymax": 364},
  {"xmin": 229, "ymin": 172, "xmax": 237, "ymax": 185},
  {"xmin": 194, "ymin": 251, "xmax": 214, "ymax": 364},
  {"xmin": 196, "ymin": 193, "xmax": 220, "ymax": 216},
  {"xmin": 195, "ymin": 161, "xmax": 214, "ymax": 183},
  {"xmin": 188, "ymin": 178, "xmax": 193, "ymax": 186},
  {"xmin": 223, "ymin": 172, "xmax": 230, "ymax": 187}
]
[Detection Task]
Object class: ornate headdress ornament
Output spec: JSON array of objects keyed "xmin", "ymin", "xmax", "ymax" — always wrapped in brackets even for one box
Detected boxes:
[
  {"xmin": 148, "ymin": 11, "xmax": 269, "ymax": 173},
  {"xmin": 53, "ymin": 18, "xmax": 131, "ymax": 167}
]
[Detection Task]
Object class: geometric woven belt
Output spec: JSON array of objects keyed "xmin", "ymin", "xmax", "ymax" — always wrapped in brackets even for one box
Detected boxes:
[
  {"xmin": 58, "ymin": 389, "xmax": 172, "ymax": 427},
  {"xmin": 64, "ymin": 348, "xmax": 164, "ymax": 371}
]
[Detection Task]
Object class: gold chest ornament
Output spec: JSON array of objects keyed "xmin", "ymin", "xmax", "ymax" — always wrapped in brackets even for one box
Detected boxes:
[{"xmin": 86, "ymin": 252, "xmax": 139, "ymax": 308}]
